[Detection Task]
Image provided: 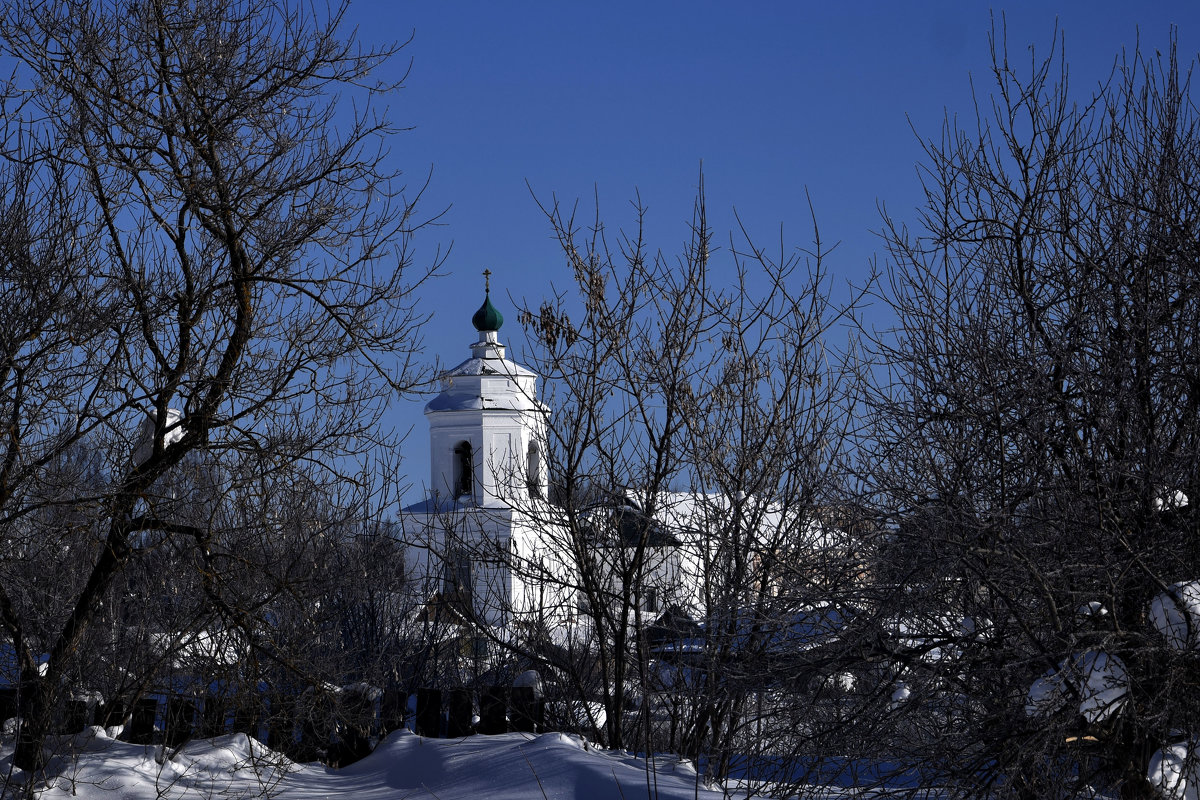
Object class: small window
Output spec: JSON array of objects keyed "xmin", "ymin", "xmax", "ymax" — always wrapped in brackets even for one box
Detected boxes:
[
  {"xmin": 455, "ymin": 556, "xmax": 472, "ymax": 594},
  {"xmin": 453, "ymin": 441, "xmax": 474, "ymax": 497},
  {"xmin": 644, "ymin": 587, "xmax": 659, "ymax": 614},
  {"xmin": 444, "ymin": 550, "xmax": 474, "ymax": 600}
]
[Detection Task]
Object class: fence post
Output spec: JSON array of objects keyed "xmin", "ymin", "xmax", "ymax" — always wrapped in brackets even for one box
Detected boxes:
[
  {"xmin": 447, "ymin": 688, "xmax": 473, "ymax": 737},
  {"xmin": 60, "ymin": 698, "xmax": 90, "ymax": 734},
  {"xmin": 335, "ymin": 688, "xmax": 374, "ymax": 765},
  {"xmin": 381, "ymin": 689, "xmax": 406, "ymax": 734},
  {"xmin": 165, "ymin": 696, "xmax": 195, "ymax": 747},
  {"xmin": 129, "ymin": 697, "xmax": 159, "ymax": 744},
  {"xmin": 479, "ymin": 686, "xmax": 507, "ymax": 735},
  {"xmin": 415, "ymin": 688, "xmax": 442, "ymax": 737},
  {"xmin": 510, "ymin": 686, "xmax": 541, "ymax": 733},
  {"xmin": 96, "ymin": 700, "xmax": 125, "ymax": 729}
]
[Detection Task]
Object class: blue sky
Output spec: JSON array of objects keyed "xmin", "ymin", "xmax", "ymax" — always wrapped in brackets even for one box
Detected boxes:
[{"xmin": 359, "ymin": 2, "xmax": 1200, "ymax": 502}]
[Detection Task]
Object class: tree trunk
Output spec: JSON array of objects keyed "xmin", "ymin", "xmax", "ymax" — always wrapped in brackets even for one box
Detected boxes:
[{"xmin": 14, "ymin": 673, "xmax": 53, "ymax": 773}]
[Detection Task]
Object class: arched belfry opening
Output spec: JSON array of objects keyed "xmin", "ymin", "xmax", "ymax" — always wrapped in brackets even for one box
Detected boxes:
[
  {"xmin": 526, "ymin": 441, "xmax": 542, "ymax": 499},
  {"xmin": 453, "ymin": 441, "xmax": 474, "ymax": 498}
]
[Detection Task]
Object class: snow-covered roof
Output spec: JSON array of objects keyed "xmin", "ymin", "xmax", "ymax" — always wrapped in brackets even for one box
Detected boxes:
[
  {"xmin": 424, "ymin": 330, "xmax": 542, "ymax": 414},
  {"xmin": 436, "ymin": 355, "xmax": 536, "ymax": 381},
  {"xmin": 651, "ymin": 491, "xmax": 852, "ymax": 552},
  {"xmin": 401, "ymin": 494, "xmax": 468, "ymax": 514}
]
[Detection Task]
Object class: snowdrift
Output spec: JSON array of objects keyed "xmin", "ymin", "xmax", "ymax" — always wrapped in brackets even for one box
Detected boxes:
[{"xmin": 2, "ymin": 726, "xmax": 725, "ymax": 800}]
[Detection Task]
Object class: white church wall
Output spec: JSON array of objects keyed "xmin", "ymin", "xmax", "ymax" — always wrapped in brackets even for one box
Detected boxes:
[{"xmin": 511, "ymin": 511, "xmax": 577, "ymax": 624}]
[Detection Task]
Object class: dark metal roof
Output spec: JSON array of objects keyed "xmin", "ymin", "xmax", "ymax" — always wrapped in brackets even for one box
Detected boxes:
[{"xmin": 583, "ymin": 501, "xmax": 681, "ymax": 548}]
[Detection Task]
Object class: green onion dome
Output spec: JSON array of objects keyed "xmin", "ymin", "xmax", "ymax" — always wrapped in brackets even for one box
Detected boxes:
[{"xmin": 472, "ymin": 293, "xmax": 504, "ymax": 332}]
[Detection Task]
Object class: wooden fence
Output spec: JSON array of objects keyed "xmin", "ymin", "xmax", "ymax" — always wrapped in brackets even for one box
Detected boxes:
[{"xmin": 0, "ymin": 684, "xmax": 546, "ymax": 767}]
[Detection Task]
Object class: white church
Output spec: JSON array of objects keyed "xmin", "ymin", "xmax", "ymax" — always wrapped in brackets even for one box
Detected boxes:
[
  {"xmin": 399, "ymin": 286, "xmax": 577, "ymax": 629},
  {"xmin": 399, "ymin": 283, "xmax": 858, "ymax": 637}
]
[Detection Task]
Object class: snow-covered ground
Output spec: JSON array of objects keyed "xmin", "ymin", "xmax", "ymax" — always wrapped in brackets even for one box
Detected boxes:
[{"xmin": 0, "ymin": 727, "xmax": 730, "ymax": 799}]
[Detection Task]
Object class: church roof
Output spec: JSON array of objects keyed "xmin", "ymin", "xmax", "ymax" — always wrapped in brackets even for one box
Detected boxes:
[
  {"xmin": 581, "ymin": 501, "xmax": 681, "ymax": 548},
  {"xmin": 423, "ymin": 351, "xmax": 541, "ymax": 413},
  {"xmin": 425, "ymin": 287, "xmax": 541, "ymax": 414},
  {"xmin": 438, "ymin": 354, "xmax": 536, "ymax": 380}
]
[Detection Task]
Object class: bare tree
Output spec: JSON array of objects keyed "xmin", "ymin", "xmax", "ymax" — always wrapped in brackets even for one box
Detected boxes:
[
  {"xmin": 496, "ymin": 181, "xmax": 870, "ymax": 781},
  {"xmin": 869, "ymin": 27, "xmax": 1200, "ymax": 799},
  {"xmin": 0, "ymin": 0, "xmax": 432, "ymax": 773}
]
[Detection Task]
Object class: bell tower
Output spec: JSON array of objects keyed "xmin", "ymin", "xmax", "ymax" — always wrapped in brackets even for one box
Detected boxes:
[{"xmin": 424, "ymin": 274, "xmax": 548, "ymax": 507}]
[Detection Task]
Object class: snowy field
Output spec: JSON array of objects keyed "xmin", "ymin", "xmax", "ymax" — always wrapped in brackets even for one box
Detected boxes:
[{"xmin": 0, "ymin": 727, "xmax": 738, "ymax": 799}]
